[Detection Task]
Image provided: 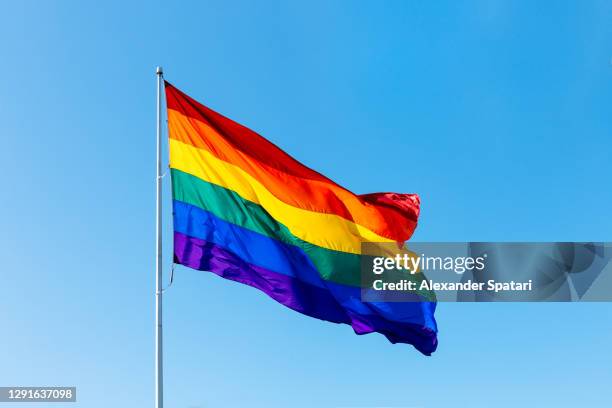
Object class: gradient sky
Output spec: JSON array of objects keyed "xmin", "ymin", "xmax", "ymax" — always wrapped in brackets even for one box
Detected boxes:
[{"xmin": 1, "ymin": 1, "xmax": 611, "ymax": 407}]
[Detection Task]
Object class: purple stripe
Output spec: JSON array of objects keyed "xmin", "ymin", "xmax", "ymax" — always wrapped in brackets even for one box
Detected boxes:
[{"xmin": 175, "ymin": 232, "xmax": 437, "ymax": 355}]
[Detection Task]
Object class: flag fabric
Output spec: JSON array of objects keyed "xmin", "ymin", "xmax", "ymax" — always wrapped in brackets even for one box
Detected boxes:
[{"xmin": 165, "ymin": 81, "xmax": 438, "ymax": 355}]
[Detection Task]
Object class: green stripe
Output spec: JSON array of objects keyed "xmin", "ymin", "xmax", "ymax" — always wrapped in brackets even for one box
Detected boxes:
[
  {"xmin": 172, "ymin": 168, "xmax": 362, "ymax": 286},
  {"xmin": 171, "ymin": 168, "xmax": 428, "ymax": 293}
]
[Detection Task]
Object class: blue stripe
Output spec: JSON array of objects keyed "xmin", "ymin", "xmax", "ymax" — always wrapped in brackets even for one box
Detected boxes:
[
  {"xmin": 174, "ymin": 231, "xmax": 437, "ymax": 354},
  {"xmin": 173, "ymin": 199, "xmax": 326, "ymax": 289},
  {"xmin": 173, "ymin": 200, "xmax": 437, "ymax": 333}
]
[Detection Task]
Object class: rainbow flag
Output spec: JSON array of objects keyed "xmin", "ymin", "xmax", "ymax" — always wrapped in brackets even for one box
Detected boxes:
[{"xmin": 165, "ymin": 82, "xmax": 438, "ymax": 355}]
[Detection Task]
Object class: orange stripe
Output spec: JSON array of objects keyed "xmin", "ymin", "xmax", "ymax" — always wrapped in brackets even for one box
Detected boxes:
[{"xmin": 167, "ymin": 108, "xmax": 417, "ymax": 241}]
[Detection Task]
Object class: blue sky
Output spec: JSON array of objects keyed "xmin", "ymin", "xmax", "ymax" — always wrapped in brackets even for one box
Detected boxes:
[{"xmin": 1, "ymin": 1, "xmax": 611, "ymax": 407}]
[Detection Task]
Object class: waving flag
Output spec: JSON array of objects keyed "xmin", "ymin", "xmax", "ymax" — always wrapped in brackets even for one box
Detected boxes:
[{"xmin": 165, "ymin": 82, "xmax": 437, "ymax": 354}]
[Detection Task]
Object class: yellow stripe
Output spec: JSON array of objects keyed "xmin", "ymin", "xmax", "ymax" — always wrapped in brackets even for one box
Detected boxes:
[{"xmin": 169, "ymin": 139, "xmax": 394, "ymax": 254}]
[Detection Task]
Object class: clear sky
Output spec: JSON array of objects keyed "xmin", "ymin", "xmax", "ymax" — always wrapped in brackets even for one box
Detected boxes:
[{"xmin": 1, "ymin": 1, "xmax": 611, "ymax": 407}]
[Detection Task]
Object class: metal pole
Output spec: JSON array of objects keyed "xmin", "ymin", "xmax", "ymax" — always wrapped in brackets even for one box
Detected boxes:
[{"xmin": 155, "ymin": 65, "xmax": 164, "ymax": 408}]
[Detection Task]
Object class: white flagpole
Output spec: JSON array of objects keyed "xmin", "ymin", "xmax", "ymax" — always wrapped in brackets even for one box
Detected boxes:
[{"xmin": 155, "ymin": 66, "xmax": 164, "ymax": 408}]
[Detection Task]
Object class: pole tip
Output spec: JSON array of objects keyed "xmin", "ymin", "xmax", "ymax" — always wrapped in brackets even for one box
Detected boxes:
[{"xmin": 156, "ymin": 66, "xmax": 163, "ymax": 75}]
